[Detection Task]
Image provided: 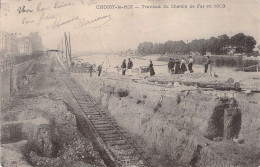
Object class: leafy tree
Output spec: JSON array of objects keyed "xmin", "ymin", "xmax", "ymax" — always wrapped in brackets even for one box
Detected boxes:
[
  {"xmin": 218, "ymin": 34, "xmax": 230, "ymax": 54},
  {"xmin": 164, "ymin": 40, "xmax": 174, "ymax": 53},
  {"xmin": 230, "ymin": 33, "xmax": 246, "ymax": 53},
  {"xmin": 230, "ymin": 33, "xmax": 256, "ymax": 53},
  {"xmin": 137, "ymin": 42, "xmax": 153, "ymax": 55},
  {"xmin": 175, "ymin": 40, "xmax": 186, "ymax": 53},
  {"xmin": 136, "ymin": 33, "xmax": 256, "ymax": 55},
  {"xmin": 244, "ymin": 36, "xmax": 256, "ymax": 53},
  {"xmin": 207, "ymin": 37, "xmax": 219, "ymax": 54},
  {"xmin": 189, "ymin": 39, "xmax": 200, "ymax": 52}
]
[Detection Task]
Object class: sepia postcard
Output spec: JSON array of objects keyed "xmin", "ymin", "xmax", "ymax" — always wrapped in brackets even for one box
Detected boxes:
[{"xmin": 0, "ymin": 0, "xmax": 260, "ymax": 166}]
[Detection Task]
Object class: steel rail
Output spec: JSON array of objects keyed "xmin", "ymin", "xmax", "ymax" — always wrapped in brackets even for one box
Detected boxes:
[{"xmin": 59, "ymin": 73, "xmax": 151, "ymax": 167}]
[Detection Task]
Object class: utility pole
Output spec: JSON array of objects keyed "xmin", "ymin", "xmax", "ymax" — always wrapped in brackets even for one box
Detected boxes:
[
  {"xmin": 64, "ymin": 32, "xmax": 68, "ymax": 65},
  {"xmin": 68, "ymin": 32, "xmax": 72, "ymax": 65},
  {"xmin": 61, "ymin": 38, "xmax": 64, "ymax": 60},
  {"xmin": 25, "ymin": 42, "xmax": 28, "ymax": 55},
  {"xmin": 63, "ymin": 32, "xmax": 72, "ymax": 67},
  {"xmin": 23, "ymin": 42, "xmax": 25, "ymax": 55},
  {"xmin": 25, "ymin": 42, "xmax": 27, "ymax": 55},
  {"xmin": 64, "ymin": 32, "xmax": 69, "ymax": 66}
]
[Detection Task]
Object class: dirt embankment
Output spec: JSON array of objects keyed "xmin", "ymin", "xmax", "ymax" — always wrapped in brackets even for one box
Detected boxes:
[
  {"xmin": 72, "ymin": 72, "xmax": 260, "ymax": 167},
  {"xmin": 1, "ymin": 55, "xmax": 106, "ymax": 167}
]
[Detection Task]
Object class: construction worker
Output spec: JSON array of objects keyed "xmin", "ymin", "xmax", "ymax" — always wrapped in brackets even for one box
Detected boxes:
[
  {"xmin": 168, "ymin": 58, "xmax": 172, "ymax": 74},
  {"xmin": 127, "ymin": 58, "xmax": 133, "ymax": 69},
  {"xmin": 188, "ymin": 56, "xmax": 193, "ymax": 73},
  {"xmin": 149, "ymin": 60, "xmax": 155, "ymax": 76},
  {"xmin": 175, "ymin": 59, "xmax": 181, "ymax": 74},
  {"xmin": 168, "ymin": 58, "xmax": 175, "ymax": 74},
  {"xmin": 121, "ymin": 60, "xmax": 126, "ymax": 75},
  {"xmin": 171, "ymin": 58, "xmax": 175, "ymax": 74},
  {"xmin": 89, "ymin": 65, "xmax": 93, "ymax": 77},
  {"xmin": 97, "ymin": 62, "xmax": 103, "ymax": 76},
  {"xmin": 180, "ymin": 58, "xmax": 187, "ymax": 74},
  {"xmin": 205, "ymin": 56, "xmax": 211, "ymax": 74}
]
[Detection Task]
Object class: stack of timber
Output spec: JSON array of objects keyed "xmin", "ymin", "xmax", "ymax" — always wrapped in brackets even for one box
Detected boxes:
[
  {"xmin": 243, "ymin": 64, "xmax": 260, "ymax": 72},
  {"xmin": 148, "ymin": 79, "xmax": 241, "ymax": 91},
  {"xmin": 140, "ymin": 66, "xmax": 149, "ymax": 73}
]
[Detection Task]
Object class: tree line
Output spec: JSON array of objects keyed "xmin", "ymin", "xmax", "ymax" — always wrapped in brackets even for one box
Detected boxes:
[{"xmin": 137, "ymin": 33, "xmax": 257, "ymax": 55}]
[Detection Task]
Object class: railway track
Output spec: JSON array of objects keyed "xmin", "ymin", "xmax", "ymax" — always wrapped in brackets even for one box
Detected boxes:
[{"xmin": 58, "ymin": 71, "xmax": 151, "ymax": 167}]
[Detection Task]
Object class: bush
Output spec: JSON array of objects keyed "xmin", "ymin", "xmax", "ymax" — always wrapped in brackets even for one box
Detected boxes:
[{"xmin": 117, "ymin": 89, "xmax": 129, "ymax": 97}]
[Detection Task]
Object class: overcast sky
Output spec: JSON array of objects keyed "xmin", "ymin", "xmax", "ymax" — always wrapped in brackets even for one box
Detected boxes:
[{"xmin": 1, "ymin": 0, "xmax": 260, "ymax": 53}]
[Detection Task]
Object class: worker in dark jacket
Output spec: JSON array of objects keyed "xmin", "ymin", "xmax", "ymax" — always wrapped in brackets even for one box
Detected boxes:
[
  {"xmin": 188, "ymin": 56, "xmax": 193, "ymax": 73},
  {"xmin": 205, "ymin": 56, "xmax": 211, "ymax": 73},
  {"xmin": 168, "ymin": 58, "xmax": 175, "ymax": 74},
  {"xmin": 121, "ymin": 59, "xmax": 126, "ymax": 75},
  {"xmin": 168, "ymin": 58, "xmax": 172, "ymax": 74},
  {"xmin": 149, "ymin": 60, "xmax": 155, "ymax": 76},
  {"xmin": 89, "ymin": 65, "xmax": 93, "ymax": 77},
  {"xmin": 97, "ymin": 62, "xmax": 103, "ymax": 76},
  {"xmin": 171, "ymin": 59, "xmax": 175, "ymax": 73},
  {"xmin": 127, "ymin": 58, "xmax": 133, "ymax": 69},
  {"xmin": 175, "ymin": 59, "xmax": 181, "ymax": 74},
  {"xmin": 180, "ymin": 58, "xmax": 187, "ymax": 74}
]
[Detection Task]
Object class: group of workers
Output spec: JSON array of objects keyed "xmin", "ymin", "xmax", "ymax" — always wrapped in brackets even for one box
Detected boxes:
[
  {"xmin": 90, "ymin": 58, "xmax": 134, "ymax": 77},
  {"xmin": 121, "ymin": 58, "xmax": 133, "ymax": 75},
  {"xmin": 168, "ymin": 56, "xmax": 212, "ymax": 75},
  {"xmin": 89, "ymin": 62, "xmax": 103, "ymax": 77},
  {"xmin": 121, "ymin": 58, "xmax": 155, "ymax": 76},
  {"xmin": 93, "ymin": 58, "xmax": 155, "ymax": 77},
  {"xmin": 90, "ymin": 56, "xmax": 212, "ymax": 77},
  {"xmin": 168, "ymin": 57, "xmax": 194, "ymax": 74}
]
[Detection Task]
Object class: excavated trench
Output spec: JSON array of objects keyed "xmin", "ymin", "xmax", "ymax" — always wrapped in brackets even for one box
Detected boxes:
[
  {"xmin": 71, "ymin": 72, "xmax": 260, "ymax": 167},
  {"xmin": 205, "ymin": 97, "xmax": 242, "ymax": 140}
]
